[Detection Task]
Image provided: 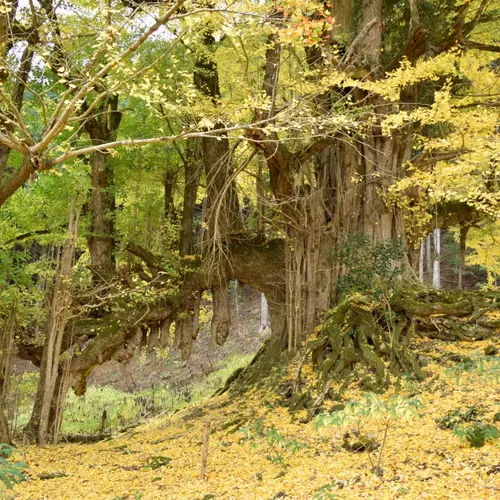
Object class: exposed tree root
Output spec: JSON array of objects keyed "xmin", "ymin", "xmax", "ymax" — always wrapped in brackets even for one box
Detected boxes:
[{"xmin": 280, "ymin": 290, "xmax": 499, "ymax": 415}]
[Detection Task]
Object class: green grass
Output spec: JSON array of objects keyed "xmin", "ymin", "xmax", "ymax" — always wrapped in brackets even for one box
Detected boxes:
[{"xmin": 7, "ymin": 353, "xmax": 254, "ymax": 437}]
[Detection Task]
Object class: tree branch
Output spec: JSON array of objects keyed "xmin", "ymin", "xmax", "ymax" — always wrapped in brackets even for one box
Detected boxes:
[
  {"xmin": 32, "ymin": 0, "xmax": 186, "ymax": 154},
  {"xmin": 125, "ymin": 242, "xmax": 160, "ymax": 277},
  {"xmin": 466, "ymin": 40, "xmax": 500, "ymax": 53},
  {"xmin": 1, "ymin": 229, "xmax": 53, "ymax": 247},
  {"xmin": 463, "ymin": 0, "xmax": 491, "ymax": 37},
  {"xmin": 340, "ymin": 18, "xmax": 378, "ymax": 69},
  {"xmin": 414, "ymin": 149, "xmax": 469, "ymax": 169},
  {"xmin": 296, "ymin": 137, "xmax": 335, "ymax": 163}
]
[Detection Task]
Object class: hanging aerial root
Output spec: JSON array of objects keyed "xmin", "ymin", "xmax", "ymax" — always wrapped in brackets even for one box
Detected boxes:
[{"xmin": 287, "ymin": 290, "xmax": 499, "ymax": 415}]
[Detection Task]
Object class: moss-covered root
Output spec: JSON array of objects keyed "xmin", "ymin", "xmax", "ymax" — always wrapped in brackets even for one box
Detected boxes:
[{"xmin": 290, "ymin": 290, "xmax": 499, "ymax": 412}]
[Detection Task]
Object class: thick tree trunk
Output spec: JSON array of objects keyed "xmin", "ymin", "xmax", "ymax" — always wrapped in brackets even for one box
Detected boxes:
[
  {"xmin": 84, "ymin": 96, "xmax": 122, "ymax": 282},
  {"xmin": 164, "ymin": 167, "xmax": 177, "ymax": 221},
  {"xmin": 88, "ymin": 150, "xmax": 115, "ymax": 281},
  {"xmin": 179, "ymin": 143, "xmax": 201, "ymax": 256},
  {"xmin": 0, "ymin": 399, "xmax": 12, "ymax": 444},
  {"xmin": 248, "ymin": 3, "xmax": 413, "ymax": 352}
]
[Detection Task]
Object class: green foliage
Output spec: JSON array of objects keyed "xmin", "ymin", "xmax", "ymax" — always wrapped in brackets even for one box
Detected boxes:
[
  {"xmin": 111, "ymin": 491, "xmax": 143, "ymax": 500},
  {"xmin": 190, "ymin": 354, "xmax": 254, "ymax": 401},
  {"xmin": 437, "ymin": 405, "xmax": 499, "ymax": 448},
  {"xmin": 4, "ymin": 372, "xmax": 39, "ymax": 434},
  {"xmin": 315, "ymin": 393, "xmax": 423, "ymax": 476},
  {"xmin": 239, "ymin": 418, "xmax": 302, "ymax": 467},
  {"xmin": 453, "ymin": 422, "xmax": 499, "ymax": 448},
  {"xmin": 313, "ymin": 483, "xmax": 340, "ymax": 500},
  {"xmin": 7, "ymin": 353, "xmax": 254, "ymax": 437},
  {"xmin": 332, "ymin": 234, "xmax": 406, "ymax": 294},
  {"xmin": 143, "ymin": 456, "xmax": 171, "ymax": 470},
  {"xmin": 315, "ymin": 393, "xmax": 424, "ymax": 429},
  {"xmin": 0, "ymin": 444, "xmax": 28, "ymax": 490},
  {"xmin": 445, "ymin": 355, "xmax": 500, "ymax": 385},
  {"xmin": 436, "ymin": 406, "xmax": 479, "ymax": 430}
]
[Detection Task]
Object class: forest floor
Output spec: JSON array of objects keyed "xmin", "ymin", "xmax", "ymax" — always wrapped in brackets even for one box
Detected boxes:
[{"xmin": 9, "ymin": 337, "xmax": 500, "ymax": 500}]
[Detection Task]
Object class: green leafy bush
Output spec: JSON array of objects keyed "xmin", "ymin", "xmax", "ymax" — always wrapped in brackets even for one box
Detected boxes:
[
  {"xmin": 313, "ymin": 483, "xmax": 340, "ymax": 500},
  {"xmin": 143, "ymin": 456, "xmax": 171, "ymax": 470},
  {"xmin": 332, "ymin": 234, "xmax": 406, "ymax": 294},
  {"xmin": 436, "ymin": 406, "xmax": 479, "ymax": 430},
  {"xmin": 453, "ymin": 422, "xmax": 499, "ymax": 448},
  {"xmin": 437, "ymin": 406, "xmax": 499, "ymax": 447},
  {"xmin": 445, "ymin": 356, "xmax": 500, "ymax": 385},
  {"xmin": 0, "ymin": 444, "xmax": 28, "ymax": 489}
]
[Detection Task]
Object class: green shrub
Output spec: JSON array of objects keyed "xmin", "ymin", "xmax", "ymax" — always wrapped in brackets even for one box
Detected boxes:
[
  {"xmin": 332, "ymin": 234, "xmax": 406, "ymax": 294},
  {"xmin": 453, "ymin": 423, "xmax": 499, "ymax": 448},
  {"xmin": 436, "ymin": 406, "xmax": 479, "ymax": 430},
  {"xmin": 0, "ymin": 444, "xmax": 28, "ymax": 489},
  {"xmin": 143, "ymin": 456, "xmax": 171, "ymax": 470}
]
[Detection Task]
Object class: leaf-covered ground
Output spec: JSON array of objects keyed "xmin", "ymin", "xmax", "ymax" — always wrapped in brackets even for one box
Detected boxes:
[{"xmin": 10, "ymin": 338, "xmax": 500, "ymax": 500}]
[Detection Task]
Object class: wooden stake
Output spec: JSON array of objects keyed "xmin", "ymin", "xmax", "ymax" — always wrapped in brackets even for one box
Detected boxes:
[{"xmin": 200, "ymin": 421, "xmax": 211, "ymax": 480}]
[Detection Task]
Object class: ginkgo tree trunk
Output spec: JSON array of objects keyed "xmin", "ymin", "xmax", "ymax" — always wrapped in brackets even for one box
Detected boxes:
[{"xmin": 234, "ymin": 0, "xmax": 500, "ymax": 393}]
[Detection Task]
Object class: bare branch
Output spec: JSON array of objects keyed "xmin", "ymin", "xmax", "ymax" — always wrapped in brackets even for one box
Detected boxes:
[
  {"xmin": 467, "ymin": 40, "xmax": 500, "ymax": 53},
  {"xmin": 463, "ymin": 0, "xmax": 491, "ymax": 37},
  {"xmin": 340, "ymin": 18, "xmax": 378, "ymax": 69}
]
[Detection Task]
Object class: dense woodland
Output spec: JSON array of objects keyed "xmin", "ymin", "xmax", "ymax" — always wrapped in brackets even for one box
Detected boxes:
[{"xmin": 0, "ymin": 0, "xmax": 499, "ymax": 497}]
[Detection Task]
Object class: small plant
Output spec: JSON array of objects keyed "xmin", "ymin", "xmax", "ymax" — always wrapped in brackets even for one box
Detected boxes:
[
  {"xmin": 0, "ymin": 444, "xmax": 28, "ymax": 489},
  {"xmin": 453, "ymin": 423, "xmax": 499, "ymax": 448},
  {"xmin": 143, "ymin": 456, "xmax": 171, "ymax": 470},
  {"xmin": 111, "ymin": 492, "xmax": 143, "ymax": 500},
  {"xmin": 239, "ymin": 418, "xmax": 302, "ymax": 467},
  {"xmin": 436, "ymin": 406, "xmax": 499, "ymax": 447},
  {"xmin": 436, "ymin": 406, "xmax": 479, "ymax": 430},
  {"xmin": 313, "ymin": 483, "xmax": 339, "ymax": 500},
  {"xmin": 445, "ymin": 356, "xmax": 500, "ymax": 385},
  {"xmin": 315, "ymin": 393, "xmax": 423, "ymax": 476}
]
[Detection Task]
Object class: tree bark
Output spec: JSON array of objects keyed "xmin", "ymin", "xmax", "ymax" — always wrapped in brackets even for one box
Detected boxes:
[
  {"xmin": 433, "ymin": 228, "xmax": 441, "ymax": 289},
  {"xmin": 84, "ymin": 96, "xmax": 122, "ymax": 282},
  {"xmin": 179, "ymin": 142, "xmax": 201, "ymax": 256},
  {"xmin": 458, "ymin": 225, "xmax": 468, "ymax": 290},
  {"xmin": 88, "ymin": 150, "xmax": 115, "ymax": 281},
  {"xmin": 0, "ymin": 399, "xmax": 12, "ymax": 444}
]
